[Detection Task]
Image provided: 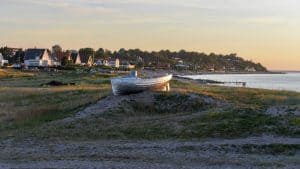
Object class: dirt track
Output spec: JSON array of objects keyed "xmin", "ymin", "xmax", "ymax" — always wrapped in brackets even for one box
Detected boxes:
[
  {"xmin": 1, "ymin": 92, "xmax": 300, "ymax": 169},
  {"xmin": 1, "ymin": 136, "xmax": 300, "ymax": 169}
]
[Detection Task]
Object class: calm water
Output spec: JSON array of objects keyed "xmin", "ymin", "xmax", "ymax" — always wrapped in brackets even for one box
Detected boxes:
[{"xmin": 185, "ymin": 73, "xmax": 300, "ymax": 92}]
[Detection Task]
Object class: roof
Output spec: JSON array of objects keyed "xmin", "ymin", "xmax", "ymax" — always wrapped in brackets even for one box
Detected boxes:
[
  {"xmin": 71, "ymin": 53, "xmax": 80, "ymax": 63},
  {"xmin": 52, "ymin": 52, "xmax": 64, "ymax": 61},
  {"xmin": 24, "ymin": 49, "xmax": 47, "ymax": 60},
  {"xmin": 51, "ymin": 53, "xmax": 59, "ymax": 62},
  {"xmin": 80, "ymin": 54, "xmax": 92, "ymax": 64}
]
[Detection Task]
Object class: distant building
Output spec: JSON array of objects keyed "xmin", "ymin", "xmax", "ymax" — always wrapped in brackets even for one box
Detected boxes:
[
  {"xmin": 52, "ymin": 51, "xmax": 65, "ymax": 63},
  {"xmin": 71, "ymin": 53, "xmax": 82, "ymax": 65},
  {"xmin": 24, "ymin": 48, "xmax": 60, "ymax": 67},
  {"xmin": 215, "ymin": 66, "xmax": 226, "ymax": 73},
  {"xmin": 175, "ymin": 64, "xmax": 189, "ymax": 70},
  {"xmin": 174, "ymin": 57, "xmax": 184, "ymax": 65},
  {"xmin": 108, "ymin": 58, "xmax": 120, "ymax": 68},
  {"xmin": 127, "ymin": 64, "xmax": 135, "ymax": 69},
  {"xmin": 0, "ymin": 53, "xmax": 9, "ymax": 66},
  {"xmin": 79, "ymin": 54, "xmax": 93, "ymax": 66},
  {"xmin": 157, "ymin": 63, "xmax": 171, "ymax": 69},
  {"xmin": 102, "ymin": 60, "xmax": 109, "ymax": 66},
  {"xmin": 208, "ymin": 66, "xmax": 215, "ymax": 72},
  {"xmin": 245, "ymin": 66, "xmax": 256, "ymax": 72},
  {"xmin": 120, "ymin": 63, "xmax": 135, "ymax": 69},
  {"xmin": 6, "ymin": 47, "xmax": 22, "ymax": 57},
  {"xmin": 95, "ymin": 59, "xmax": 102, "ymax": 66}
]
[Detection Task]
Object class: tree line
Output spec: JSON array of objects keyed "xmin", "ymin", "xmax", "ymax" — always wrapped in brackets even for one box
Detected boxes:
[{"xmin": 0, "ymin": 45, "xmax": 267, "ymax": 71}]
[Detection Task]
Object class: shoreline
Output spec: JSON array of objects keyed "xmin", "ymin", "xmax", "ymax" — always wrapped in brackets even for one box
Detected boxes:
[
  {"xmin": 142, "ymin": 69, "xmax": 285, "ymax": 77},
  {"xmin": 173, "ymin": 75, "xmax": 300, "ymax": 93}
]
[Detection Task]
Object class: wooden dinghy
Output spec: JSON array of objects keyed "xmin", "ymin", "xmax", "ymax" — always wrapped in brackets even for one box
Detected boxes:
[{"xmin": 111, "ymin": 71, "xmax": 173, "ymax": 95}]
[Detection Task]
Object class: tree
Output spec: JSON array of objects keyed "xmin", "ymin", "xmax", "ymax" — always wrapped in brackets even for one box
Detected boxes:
[
  {"xmin": 52, "ymin": 45, "xmax": 62, "ymax": 53},
  {"xmin": 0, "ymin": 47, "xmax": 12, "ymax": 60},
  {"xmin": 95, "ymin": 48, "xmax": 105, "ymax": 60},
  {"xmin": 61, "ymin": 56, "xmax": 73, "ymax": 66},
  {"xmin": 14, "ymin": 50, "xmax": 25, "ymax": 64},
  {"xmin": 79, "ymin": 47, "xmax": 95, "ymax": 62},
  {"xmin": 104, "ymin": 49, "xmax": 112, "ymax": 59}
]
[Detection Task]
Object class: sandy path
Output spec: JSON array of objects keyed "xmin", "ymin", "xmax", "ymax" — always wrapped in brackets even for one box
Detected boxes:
[{"xmin": 1, "ymin": 136, "xmax": 300, "ymax": 169}]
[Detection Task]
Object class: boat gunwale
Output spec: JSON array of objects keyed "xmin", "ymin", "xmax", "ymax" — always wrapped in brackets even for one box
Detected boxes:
[{"xmin": 111, "ymin": 74, "xmax": 173, "ymax": 81}]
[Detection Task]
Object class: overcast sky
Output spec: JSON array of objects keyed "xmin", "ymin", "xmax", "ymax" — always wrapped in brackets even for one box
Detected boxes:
[{"xmin": 1, "ymin": 0, "xmax": 300, "ymax": 70}]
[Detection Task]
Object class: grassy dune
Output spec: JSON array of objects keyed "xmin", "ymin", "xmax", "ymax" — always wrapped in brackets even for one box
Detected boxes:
[
  {"xmin": 0, "ymin": 69, "xmax": 299, "ymax": 141},
  {"xmin": 41, "ymin": 92, "xmax": 299, "ymax": 141}
]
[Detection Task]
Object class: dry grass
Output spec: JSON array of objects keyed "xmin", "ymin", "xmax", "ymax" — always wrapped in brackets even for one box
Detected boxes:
[
  {"xmin": 0, "ymin": 69, "xmax": 34, "ymax": 78},
  {"xmin": 0, "ymin": 86, "xmax": 110, "ymax": 123},
  {"xmin": 171, "ymin": 80, "xmax": 300, "ymax": 107},
  {"xmin": 0, "ymin": 69, "xmax": 112, "ymax": 130},
  {"xmin": 1, "ymin": 70, "xmax": 300, "ymax": 140}
]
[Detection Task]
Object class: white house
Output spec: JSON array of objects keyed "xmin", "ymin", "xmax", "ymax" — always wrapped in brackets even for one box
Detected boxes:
[
  {"xmin": 0, "ymin": 53, "xmax": 9, "ymax": 66},
  {"xmin": 245, "ymin": 66, "xmax": 256, "ymax": 72},
  {"xmin": 109, "ymin": 58, "xmax": 120, "ymax": 68},
  {"xmin": 80, "ymin": 54, "xmax": 93, "ymax": 66},
  {"xmin": 71, "ymin": 53, "xmax": 82, "ymax": 65},
  {"xmin": 120, "ymin": 61, "xmax": 135, "ymax": 69},
  {"xmin": 24, "ymin": 49, "xmax": 60, "ymax": 67},
  {"xmin": 102, "ymin": 60, "xmax": 109, "ymax": 66},
  {"xmin": 95, "ymin": 59, "xmax": 111, "ymax": 67}
]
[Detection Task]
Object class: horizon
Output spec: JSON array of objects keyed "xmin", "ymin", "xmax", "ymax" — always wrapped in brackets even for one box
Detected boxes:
[{"xmin": 1, "ymin": 0, "xmax": 300, "ymax": 70}]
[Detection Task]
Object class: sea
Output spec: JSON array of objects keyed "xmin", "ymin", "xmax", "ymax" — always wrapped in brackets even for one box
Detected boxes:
[{"xmin": 185, "ymin": 72, "xmax": 300, "ymax": 92}]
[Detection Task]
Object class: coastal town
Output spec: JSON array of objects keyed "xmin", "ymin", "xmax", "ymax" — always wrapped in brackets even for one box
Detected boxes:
[
  {"xmin": 0, "ymin": 46, "xmax": 131, "ymax": 70},
  {"xmin": 0, "ymin": 45, "xmax": 265, "ymax": 73},
  {"xmin": 1, "ymin": 0, "xmax": 300, "ymax": 168}
]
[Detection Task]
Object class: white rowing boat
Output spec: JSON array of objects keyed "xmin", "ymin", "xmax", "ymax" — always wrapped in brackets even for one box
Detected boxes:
[{"xmin": 111, "ymin": 71, "xmax": 173, "ymax": 95}]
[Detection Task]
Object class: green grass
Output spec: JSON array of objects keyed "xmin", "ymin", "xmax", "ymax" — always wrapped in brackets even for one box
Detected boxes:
[
  {"xmin": 0, "ymin": 69, "xmax": 112, "ymax": 139},
  {"xmin": 180, "ymin": 109, "xmax": 299, "ymax": 138},
  {"xmin": 37, "ymin": 91, "xmax": 299, "ymax": 140},
  {"xmin": 1, "ymin": 70, "xmax": 300, "ymax": 141},
  {"xmin": 171, "ymin": 80, "xmax": 300, "ymax": 107}
]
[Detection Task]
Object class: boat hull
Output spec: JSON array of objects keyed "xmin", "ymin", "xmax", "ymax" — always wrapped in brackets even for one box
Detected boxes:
[{"xmin": 111, "ymin": 74, "xmax": 173, "ymax": 95}]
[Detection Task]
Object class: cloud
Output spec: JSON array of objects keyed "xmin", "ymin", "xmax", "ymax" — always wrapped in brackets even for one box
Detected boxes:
[{"xmin": 1, "ymin": 0, "xmax": 300, "ymax": 33}]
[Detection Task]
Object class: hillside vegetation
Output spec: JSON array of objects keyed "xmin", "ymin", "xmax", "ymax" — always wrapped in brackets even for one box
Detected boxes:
[
  {"xmin": 0, "ymin": 69, "xmax": 298, "ymax": 141},
  {"xmin": 0, "ymin": 69, "xmax": 299, "ymax": 168}
]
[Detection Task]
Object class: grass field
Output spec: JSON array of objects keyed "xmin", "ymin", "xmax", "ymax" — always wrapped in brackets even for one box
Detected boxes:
[
  {"xmin": 0, "ymin": 69, "xmax": 299, "ymax": 141},
  {"xmin": 0, "ymin": 69, "xmax": 112, "ymax": 134},
  {"xmin": 1, "ymin": 68, "xmax": 300, "ymax": 168}
]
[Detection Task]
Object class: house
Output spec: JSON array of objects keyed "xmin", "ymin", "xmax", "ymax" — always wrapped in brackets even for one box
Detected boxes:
[
  {"xmin": 95, "ymin": 59, "xmax": 108, "ymax": 66},
  {"xmin": 174, "ymin": 57, "xmax": 184, "ymax": 64},
  {"xmin": 24, "ymin": 48, "xmax": 60, "ymax": 67},
  {"xmin": 7, "ymin": 48, "xmax": 22, "ymax": 56},
  {"xmin": 71, "ymin": 53, "xmax": 82, "ymax": 65},
  {"xmin": 108, "ymin": 58, "xmax": 120, "ymax": 68},
  {"xmin": 175, "ymin": 64, "xmax": 189, "ymax": 70},
  {"xmin": 157, "ymin": 63, "xmax": 171, "ymax": 69},
  {"xmin": 79, "ymin": 54, "xmax": 93, "ymax": 66},
  {"xmin": 125, "ymin": 64, "xmax": 135, "ymax": 69},
  {"xmin": 95, "ymin": 59, "xmax": 102, "ymax": 66},
  {"xmin": 120, "ymin": 61, "xmax": 135, "ymax": 69},
  {"xmin": 0, "ymin": 53, "xmax": 9, "ymax": 66},
  {"xmin": 102, "ymin": 60, "xmax": 109, "ymax": 66},
  {"xmin": 245, "ymin": 66, "xmax": 256, "ymax": 72},
  {"xmin": 52, "ymin": 51, "xmax": 65, "ymax": 63},
  {"xmin": 208, "ymin": 67, "xmax": 215, "ymax": 72}
]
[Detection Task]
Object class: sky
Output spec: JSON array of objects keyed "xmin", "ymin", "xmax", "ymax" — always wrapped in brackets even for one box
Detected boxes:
[{"xmin": 0, "ymin": 0, "xmax": 300, "ymax": 70}]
